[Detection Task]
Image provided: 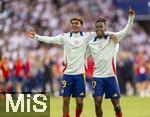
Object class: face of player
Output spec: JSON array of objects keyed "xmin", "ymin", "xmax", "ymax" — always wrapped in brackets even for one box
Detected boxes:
[
  {"xmin": 71, "ymin": 20, "xmax": 82, "ymax": 33},
  {"xmin": 95, "ymin": 22, "xmax": 106, "ymax": 38}
]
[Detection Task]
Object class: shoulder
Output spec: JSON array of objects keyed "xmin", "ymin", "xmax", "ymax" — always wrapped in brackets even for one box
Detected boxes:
[
  {"xmin": 109, "ymin": 34, "xmax": 116, "ymax": 39},
  {"xmin": 105, "ymin": 31, "xmax": 118, "ymax": 42},
  {"xmin": 109, "ymin": 34, "xmax": 118, "ymax": 43},
  {"xmin": 88, "ymin": 35, "xmax": 97, "ymax": 44},
  {"xmin": 59, "ymin": 33, "xmax": 67, "ymax": 37},
  {"xmin": 57, "ymin": 33, "xmax": 71, "ymax": 39}
]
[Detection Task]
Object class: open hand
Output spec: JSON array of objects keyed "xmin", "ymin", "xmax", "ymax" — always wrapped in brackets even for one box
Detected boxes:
[{"xmin": 25, "ymin": 30, "xmax": 36, "ymax": 39}]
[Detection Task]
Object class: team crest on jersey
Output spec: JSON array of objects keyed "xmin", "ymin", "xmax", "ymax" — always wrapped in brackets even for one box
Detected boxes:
[
  {"xmin": 74, "ymin": 40, "xmax": 80, "ymax": 45},
  {"xmin": 98, "ymin": 43, "xmax": 102, "ymax": 48}
]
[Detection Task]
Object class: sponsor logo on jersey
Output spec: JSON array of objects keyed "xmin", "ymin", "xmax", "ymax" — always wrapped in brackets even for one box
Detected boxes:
[{"xmin": 74, "ymin": 40, "xmax": 80, "ymax": 45}]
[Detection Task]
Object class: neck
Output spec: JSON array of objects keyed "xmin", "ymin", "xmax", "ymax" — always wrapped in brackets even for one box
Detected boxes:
[
  {"xmin": 72, "ymin": 31, "xmax": 80, "ymax": 33},
  {"xmin": 97, "ymin": 34, "xmax": 105, "ymax": 39}
]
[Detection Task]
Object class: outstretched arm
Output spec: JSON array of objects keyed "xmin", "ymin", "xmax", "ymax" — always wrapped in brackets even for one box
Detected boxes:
[
  {"xmin": 25, "ymin": 30, "xmax": 63, "ymax": 45},
  {"xmin": 112, "ymin": 7, "xmax": 135, "ymax": 42}
]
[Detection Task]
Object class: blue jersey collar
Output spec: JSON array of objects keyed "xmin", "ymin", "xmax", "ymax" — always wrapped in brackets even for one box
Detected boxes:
[{"xmin": 93, "ymin": 33, "xmax": 109, "ymax": 42}]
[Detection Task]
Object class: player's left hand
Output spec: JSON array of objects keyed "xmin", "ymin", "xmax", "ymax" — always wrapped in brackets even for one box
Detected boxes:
[{"xmin": 128, "ymin": 6, "xmax": 135, "ymax": 17}]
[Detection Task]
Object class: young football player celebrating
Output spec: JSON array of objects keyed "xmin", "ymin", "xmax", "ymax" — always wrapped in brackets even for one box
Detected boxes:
[
  {"xmin": 25, "ymin": 17, "xmax": 92, "ymax": 117},
  {"xmin": 87, "ymin": 8, "xmax": 135, "ymax": 117}
]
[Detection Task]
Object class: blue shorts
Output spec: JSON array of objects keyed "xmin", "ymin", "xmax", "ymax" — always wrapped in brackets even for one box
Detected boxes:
[
  {"xmin": 92, "ymin": 76, "xmax": 121, "ymax": 99},
  {"xmin": 15, "ymin": 77, "xmax": 24, "ymax": 83},
  {"xmin": 134, "ymin": 74, "xmax": 148, "ymax": 83},
  {"xmin": 59, "ymin": 74, "xmax": 86, "ymax": 97}
]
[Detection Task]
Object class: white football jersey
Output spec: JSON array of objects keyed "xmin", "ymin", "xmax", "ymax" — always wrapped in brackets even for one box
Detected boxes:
[
  {"xmin": 88, "ymin": 15, "xmax": 135, "ymax": 78},
  {"xmin": 35, "ymin": 32, "xmax": 94, "ymax": 75},
  {"xmin": 88, "ymin": 34, "xmax": 119, "ymax": 77},
  {"xmin": 34, "ymin": 16, "xmax": 134, "ymax": 76}
]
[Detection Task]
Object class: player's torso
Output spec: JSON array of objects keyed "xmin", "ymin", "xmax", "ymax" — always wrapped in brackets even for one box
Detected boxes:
[
  {"xmin": 63, "ymin": 32, "xmax": 93, "ymax": 74},
  {"xmin": 88, "ymin": 34, "xmax": 118, "ymax": 77}
]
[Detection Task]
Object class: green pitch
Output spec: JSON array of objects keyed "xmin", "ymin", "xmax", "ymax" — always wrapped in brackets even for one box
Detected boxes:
[{"xmin": 50, "ymin": 96, "xmax": 150, "ymax": 117}]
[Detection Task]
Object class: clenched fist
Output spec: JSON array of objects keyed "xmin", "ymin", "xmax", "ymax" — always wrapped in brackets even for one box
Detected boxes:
[{"xmin": 128, "ymin": 6, "xmax": 135, "ymax": 17}]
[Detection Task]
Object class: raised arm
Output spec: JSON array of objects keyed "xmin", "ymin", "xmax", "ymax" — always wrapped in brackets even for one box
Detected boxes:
[
  {"xmin": 25, "ymin": 30, "xmax": 64, "ymax": 45},
  {"xmin": 112, "ymin": 7, "xmax": 135, "ymax": 42}
]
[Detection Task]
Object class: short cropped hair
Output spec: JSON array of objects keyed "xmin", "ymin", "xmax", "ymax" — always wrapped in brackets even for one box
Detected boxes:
[
  {"xmin": 96, "ymin": 17, "xmax": 107, "ymax": 25},
  {"xmin": 70, "ymin": 16, "xmax": 83, "ymax": 25}
]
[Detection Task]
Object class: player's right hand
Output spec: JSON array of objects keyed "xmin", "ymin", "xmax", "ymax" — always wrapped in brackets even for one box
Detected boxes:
[
  {"xmin": 128, "ymin": 6, "xmax": 135, "ymax": 17},
  {"xmin": 25, "ymin": 30, "xmax": 36, "ymax": 39}
]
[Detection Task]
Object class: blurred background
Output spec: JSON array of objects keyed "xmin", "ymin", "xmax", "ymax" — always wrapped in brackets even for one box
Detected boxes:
[{"xmin": 0, "ymin": 0, "xmax": 150, "ymax": 98}]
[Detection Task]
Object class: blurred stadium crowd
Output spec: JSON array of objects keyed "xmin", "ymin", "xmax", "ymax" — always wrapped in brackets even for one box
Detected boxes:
[{"xmin": 0, "ymin": 0, "xmax": 150, "ymax": 97}]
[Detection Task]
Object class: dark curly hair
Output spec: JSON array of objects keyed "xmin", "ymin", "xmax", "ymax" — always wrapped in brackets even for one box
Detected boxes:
[
  {"xmin": 70, "ymin": 16, "xmax": 83, "ymax": 25},
  {"xmin": 96, "ymin": 17, "xmax": 107, "ymax": 25}
]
